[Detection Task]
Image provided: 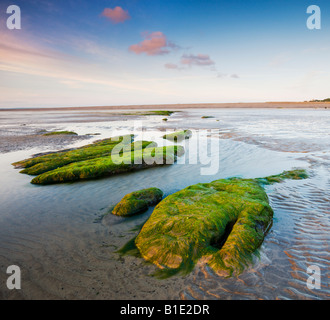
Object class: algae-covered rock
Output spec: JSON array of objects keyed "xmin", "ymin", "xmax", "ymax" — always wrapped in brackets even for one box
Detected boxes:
[
  {"xmin": 21, "ymin": 140, "xmax": 154, "ymax": 176},
  {"xmin": 13, "ymin": 131, "xmax": 185, "ymax": 185},
  {"xmin": 256, "ymin": 169, "xmax": 309, "ymax": 185},
  {"xmin": 122, "ymin": 111, "xmax": 174, "ymax": 116},
  {"xmin": 134, "ymin": 169, "xmax": 309, "ymax": 277},
  {"xmin": 112, "ymin": 188, "xmax": 164, "ymax": 217},
  {"xmin": 43, "ymin": 131, "xmax": 78, "ymax": 136},
  {"xmin": 162, "ymin": 130, "xmax": 192, "ymax": 142},
  {"xmin": 135, "ymin": 178, "xmax": 273, "ymax": 277},
  {"xmin": 12, "ymin": 134, "xmax": 134, "ymax": 172},
  {"xmin": 30, "ymin": 145, "xmax": 184, "ymax": 185}
]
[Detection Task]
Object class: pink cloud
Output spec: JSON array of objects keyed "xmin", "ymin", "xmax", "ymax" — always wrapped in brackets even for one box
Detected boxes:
[
  {"xmin": 101, "ymin": 7, "xmax": 130, "ymax": 24},
  {"xmin": 180, "ymin": 54, "xmax": 215, "ymax": 66},
  {"xmin": 129, "ymin": 32, "xmax": 171, "ymax": 56}
]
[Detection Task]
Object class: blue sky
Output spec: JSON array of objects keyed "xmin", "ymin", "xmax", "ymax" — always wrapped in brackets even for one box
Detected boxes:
[{"xmin": 0, "ymin": 0, "xmax": 330, "ymax": 107}]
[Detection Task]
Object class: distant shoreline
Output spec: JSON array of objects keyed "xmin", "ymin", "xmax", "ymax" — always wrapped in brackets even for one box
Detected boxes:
[{"xmin": 0, "ymin": 101, "xmax": 329, "ymax": 112}]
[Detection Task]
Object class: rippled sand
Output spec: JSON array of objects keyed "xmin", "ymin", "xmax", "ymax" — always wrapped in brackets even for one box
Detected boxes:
[{"xmin": 0, "ymin": 107, "xmax": 329, "ymax": 300}]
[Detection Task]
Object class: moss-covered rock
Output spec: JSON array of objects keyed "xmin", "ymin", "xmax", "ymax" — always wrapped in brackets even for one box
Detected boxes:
[
  {"xmin": 256, "ymin": 169, "xmax": 309, "ymax": 185},
  {"xmin": 42, "ymin": 131, "xmax": 78, "ymax": 136},
  {"xmin": 12, "ymin": 134, "xmax": 134, "ymax": 171},
  {"xmin": 112, "ymin": 188, "xmax": 164, "ymax": 217},
  {"xmin": 162, "ymin": 130, "xmax": 192, "ymax": 142},
  {"xmin": 135, "ymin": 178, "xmax": 272, "ymax": 277},
  {"xmin": 122, "ymin": 111, "xmax": 175, "ymax": 116},
  {"xmin": 134, "ymin": 169, "xmax": 308, "ymax": 277},
  {"xmin": 30, "ymin": 145, "xmax": 184, "ymax": 185},
  {"xmin": 21, "ymin": 140, "xmax": 155, "ymax": 176}
]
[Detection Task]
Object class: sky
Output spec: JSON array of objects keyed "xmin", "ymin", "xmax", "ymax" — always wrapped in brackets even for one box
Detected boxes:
[{"xmin": 0, "ymin": 0, "xmax": 330, "ymax": 108}]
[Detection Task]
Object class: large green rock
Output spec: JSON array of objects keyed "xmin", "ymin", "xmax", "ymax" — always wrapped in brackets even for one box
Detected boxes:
[
  {"xmin": 134, "ymin": 169, "xmax": 308, "ymax": 277},
  {"xmin": 112, "ymin": 188, "xmax": 164, "ymax": 217},
  {"xmin": 12, "ymin": 132, "xmax": 185, "ymax": 185},
  {"xmin": 30, "ymin": 145, "xmax": 184, "ymax": 185},
  {"xmin": 135, "ymin": 178, "xmax": 273, "ymax": 277},
  {"xmin": 12, "ymin": 134, "xmax": 135, "ymax": 175}
]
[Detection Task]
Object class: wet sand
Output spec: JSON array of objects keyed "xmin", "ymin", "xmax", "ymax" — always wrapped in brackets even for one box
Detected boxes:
[{"xmin": 0, "ymin": 133, "xmax": 91, "ymax": 154}]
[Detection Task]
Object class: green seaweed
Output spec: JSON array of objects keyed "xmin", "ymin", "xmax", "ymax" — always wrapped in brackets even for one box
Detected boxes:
[
  {"xmin": 256, "ymin": 169, "xmax": 309, "ymax": 185},
  {"xmin": 122, "ymin": 111, "xmax": 175, "ymax": 116},
  {"xmin": 22, "ymin": 141, "xmax": 155, "ymax": 176},
  {"xmin": 162, "ymin": 130, "xmax": 192, "ymax": 142},
  {"xmin": 148, "ymin": 111, "xmax": 174, "ymax": 116},
  {"xmin": 12, "ymin": 134, "xmax": 135, "ymax": 174},
  {"xmin": 131, "ymin": 169, "xmax": 308, "ymax": 277},
  {"xmin": 112, "ymin": 188, "xmax": 164, "ymax": 217},
  {"xmin": 30, "ymin": 145, "xmax": 184, "ymax": 185},
  {"xmin": 42, "ymin": 131, "xmax": 78, "ymax": 136},
  {"xmin": 135, "ymin": 179, "xmax": 272, "ymax": 277}
]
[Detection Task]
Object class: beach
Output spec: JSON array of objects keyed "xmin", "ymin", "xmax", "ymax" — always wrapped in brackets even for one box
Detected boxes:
[
  {"xmin": 0, "ymin": 106, "xmax": 329, "ymax": 300},
  {"xmin": 1, "ymin": 102, "xmax": 329, "ymax": 112}
]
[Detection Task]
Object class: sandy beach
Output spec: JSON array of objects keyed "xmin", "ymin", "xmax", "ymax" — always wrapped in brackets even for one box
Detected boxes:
[
  {"xmin": 1, "ymin": 102, "xmax": 329, "ymax": 112},
  {"xmin": 0, "ymin": 107, "xmax": 329, "ymax": 300}
]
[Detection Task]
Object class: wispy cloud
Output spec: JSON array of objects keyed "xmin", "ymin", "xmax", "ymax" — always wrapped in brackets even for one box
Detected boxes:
[
  {"xmin": 165, "ymin": 52, "xmax": 239, "ymax": 79},
  {"xmin": 180, "ymin": 54, "xmax": 215, "ymax": 67},
  {"xmin": 217, "ymin": 72, "xmax": 240, "ymax": 79},
  {"xmin": 165, "ymin": 53, "xmax": 218, "ymax": 73},
  {"xmin": 101, "ymin": 6, "xmax": 130, "ymax": 24}
]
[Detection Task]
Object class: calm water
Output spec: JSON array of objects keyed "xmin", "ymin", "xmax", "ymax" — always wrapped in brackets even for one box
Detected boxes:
[{"xmin": 0, "ymin": 108, "xmax": 329, "ymax": 300}]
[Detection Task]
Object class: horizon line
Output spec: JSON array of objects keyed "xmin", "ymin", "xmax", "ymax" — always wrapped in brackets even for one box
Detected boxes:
[{"xmin": 0, "ymin": 101, "xmax": 330, "ymax": 112}]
